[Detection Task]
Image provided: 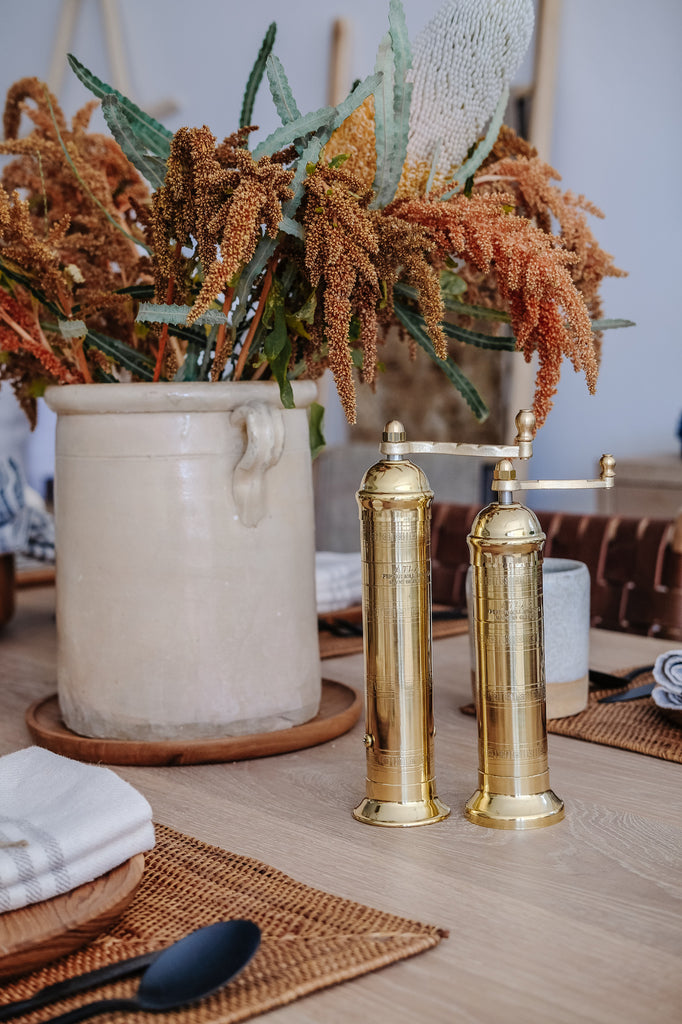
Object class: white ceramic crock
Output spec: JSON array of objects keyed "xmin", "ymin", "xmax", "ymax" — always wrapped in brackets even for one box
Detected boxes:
[{"xmin": 45, "ymin": 381, "xmax": 321, "ymax": 741}]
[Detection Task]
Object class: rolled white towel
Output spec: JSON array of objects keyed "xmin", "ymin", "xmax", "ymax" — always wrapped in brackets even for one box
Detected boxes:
[
  {"xmin": 315, "ymin": 551, "xmax": 362, "ymax": 614},
  {"xmin": 652, "ymin": 650, "xmax": 682, "ymax": 711},
  {"xmin": 0, "ymin": 746, "xmax": 155, "ymax": 913}
]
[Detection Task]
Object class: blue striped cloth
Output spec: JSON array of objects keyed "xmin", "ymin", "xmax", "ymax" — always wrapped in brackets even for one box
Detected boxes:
[{"xmin": 0, "ymin": 456, "xmax": 54, "ymax": 561}]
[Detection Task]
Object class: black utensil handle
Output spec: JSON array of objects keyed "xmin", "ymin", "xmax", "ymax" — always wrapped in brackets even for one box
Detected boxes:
[
  {"xmin": 0, "ymin": 953, "xmax": 157, "ymax": 1021},
  {"xmin": 44, "ymin": 997, "xmax": 138, "ymax": 1024},
  {"xmin": 589, "ymin": 664, "xmax": 654, "ymax": 690},
  {"xmin": 598, "ymin": 681, "xmax": 655, "ymax": 703},
  {"xmin": 588, "ymin": 668, "xmax": 624, "ymax": 689}
]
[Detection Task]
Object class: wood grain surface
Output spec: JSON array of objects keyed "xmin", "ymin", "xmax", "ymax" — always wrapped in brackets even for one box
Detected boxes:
[
  {"xmin": 1, "ymin": 588, "xmax": 681, "ymax": 1023},
  {"xmin": 0, "ymin": 853, "xmax": 144, "ymax": 980}
]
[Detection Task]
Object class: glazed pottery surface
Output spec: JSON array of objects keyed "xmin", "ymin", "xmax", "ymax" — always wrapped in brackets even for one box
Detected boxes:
[
  {"xmin": 542, "ymin": 557, "xmax": 590, "ymax": 718},
  {"xmin": 45, "ymin": 381, "xmax": 321, "ymax": 741},
  {"xmin": 466, "ymin": 557, "xmax": 590, "ymax": 719}
]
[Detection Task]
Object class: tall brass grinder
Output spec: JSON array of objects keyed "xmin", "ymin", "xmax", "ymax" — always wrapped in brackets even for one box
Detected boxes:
[
  {"xmin": 354, "ymin": 411, "xmax": 615, "ymax": 829},
  {"xmin": 353, "ymin": 420, "xmax": 450, "ymax": 827}
]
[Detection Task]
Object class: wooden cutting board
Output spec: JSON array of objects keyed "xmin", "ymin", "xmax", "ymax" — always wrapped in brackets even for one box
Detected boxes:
[{"xmin": 0, "ymin": 853, "xmax": 144, "ymax": 980}]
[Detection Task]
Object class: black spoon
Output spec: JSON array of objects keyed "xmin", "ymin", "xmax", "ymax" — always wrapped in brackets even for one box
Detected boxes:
[{"xmin": 40, "ymin": 919, "xmax": 261, "ymax": 1024}]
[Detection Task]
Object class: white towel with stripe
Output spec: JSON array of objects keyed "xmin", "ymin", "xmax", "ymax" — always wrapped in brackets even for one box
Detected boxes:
[{"xmin": 0, "ymin": 746, "xmax": 155, "ymax": 913}]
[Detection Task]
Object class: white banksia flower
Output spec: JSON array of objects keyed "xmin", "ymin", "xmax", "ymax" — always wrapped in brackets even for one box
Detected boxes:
[{"xmin": 405, "ymin": 0, "xmax": 535, "ymax": 189}]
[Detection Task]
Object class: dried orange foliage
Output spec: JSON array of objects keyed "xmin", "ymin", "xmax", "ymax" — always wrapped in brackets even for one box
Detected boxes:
[
  {"xmin": 301, "ymin": 163, "xmax": 446, "ymax": 421},
  {"xmin": 0, "ymin": 69, "xmax": 624, "ymax": 430},
  {"xmin": 0, "ymin": 288, "xmax": 84, "ymax": 425},
  {"xmin": 479, "ymin": 139, "xmax": 625, "ymax": 328},
  {"xmin": 0, "ymin": 79, "xmax": 153, "ymax": 420},
  {"xmin": 465, "ymin": 127, "xmax": 625, "ymax": 422},
  {"xmin": 322, "ymin": 104, "xmax": 624, "ymax": 425},
  {"xmin": 391, "ymin": 191, "xmax": 597, "ymax": 427},
  {"xmin": 1, "ymin": 79, "xmax": 150, "ymax": 315},
  {"xmin": 151, "ymin": 126, "xmax": 294, "ymax": 323}
]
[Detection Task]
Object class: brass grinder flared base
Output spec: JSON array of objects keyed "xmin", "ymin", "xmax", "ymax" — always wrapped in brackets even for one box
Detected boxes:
[
  {"xmin": 464, "ymin": 789, "xmax": 564, "ymax": 830},
  {"xmin": 352, "ymin": 796, "xmax": 451, "ymax": 827}
]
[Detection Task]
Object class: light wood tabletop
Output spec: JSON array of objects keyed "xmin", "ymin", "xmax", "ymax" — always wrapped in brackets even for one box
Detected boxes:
[{"xmin": 1, "ymin": 587, "xmax": 681, "ymax": 1024}]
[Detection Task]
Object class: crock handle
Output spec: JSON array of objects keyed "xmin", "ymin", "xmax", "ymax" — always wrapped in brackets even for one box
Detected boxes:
[{"xmin": 231, "ymin": 402, "xmax": 285, "ymax": 527}]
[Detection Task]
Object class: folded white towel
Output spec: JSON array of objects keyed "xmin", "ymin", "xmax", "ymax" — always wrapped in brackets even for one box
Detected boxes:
[
  {"xmin": 0, "ymin": 746, "xmax": 155, "ymax": 913},
  {"xmin": 652, "ymin": 650, "xmax": 682, "ymax": 710},
  {"xmin": 315, "ymin": 551, "xmax": 362, "ymax": 613}
]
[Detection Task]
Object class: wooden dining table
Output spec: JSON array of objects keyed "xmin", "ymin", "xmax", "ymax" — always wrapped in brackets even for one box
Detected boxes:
[{"xmin": 1, "ymin": 586, "xmax": 681, "ymax": 1023}]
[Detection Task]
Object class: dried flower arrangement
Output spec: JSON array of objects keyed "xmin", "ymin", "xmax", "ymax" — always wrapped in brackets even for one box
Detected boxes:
[{"xmin": 0, "ymin": 0, "xmax": 630, "ymax": 434}]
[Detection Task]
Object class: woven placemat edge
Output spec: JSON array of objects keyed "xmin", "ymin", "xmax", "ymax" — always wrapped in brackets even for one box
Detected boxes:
[{"xmin": 458, "ymin": 666, "xmax": 682, "ymax": 764}]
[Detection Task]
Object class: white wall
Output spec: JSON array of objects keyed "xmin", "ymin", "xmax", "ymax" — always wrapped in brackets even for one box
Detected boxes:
[
  {"xmin": 1, "ymin": 1, "xmax": 680, "ymax": 505},
  {"xmin": 529, "ymin": 0, "xmax": 682, "ymax": 510}
]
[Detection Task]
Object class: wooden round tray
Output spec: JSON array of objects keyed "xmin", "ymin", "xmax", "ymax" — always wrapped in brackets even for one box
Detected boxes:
[
  {"xmin": 25, "ymin": 679, "xmax": 361, "ymax": 766},
  {"xmin": 0, "ymin": 854, "xmax": 144, "ymax": 981}
]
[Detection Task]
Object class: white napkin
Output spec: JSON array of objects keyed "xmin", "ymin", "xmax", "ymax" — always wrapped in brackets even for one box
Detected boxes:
[
  {"xmin": 652, "ymin": 650, "xmax": 682, "ymax": 710},
  {"xmin": 315, "ymin": 551, "xmax": 362, "ymax": 614},
  {"xmin": 0, "ymin": 746, "xmax": 155, "ymax": 913}
]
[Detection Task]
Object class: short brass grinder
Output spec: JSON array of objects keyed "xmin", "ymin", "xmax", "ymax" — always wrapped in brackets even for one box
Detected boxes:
[
  {"xmin": 465, "ymin": 459, "xmax": 563, "ymax": 829},
  {"xmin": 465, "ymin": 450, "xmax": 616, "ymax": 829}
]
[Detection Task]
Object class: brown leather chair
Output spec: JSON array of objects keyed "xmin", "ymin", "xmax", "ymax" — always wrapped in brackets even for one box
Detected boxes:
[{"xmin": 431, "ymin": 502, "xmax": 682, "ymax": 639}]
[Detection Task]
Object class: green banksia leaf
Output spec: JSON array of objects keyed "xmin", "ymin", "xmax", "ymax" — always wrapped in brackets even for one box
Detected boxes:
[
  {"xmin": 253, "ymin": 106, "xmax": 336, "ymax": 161},
  {"xmin": 446, "ymin": 301, "xmax": 510, "ymax": 324},
  {"xmin": 371, "ymin": 34, "xmax": 396, "ymax": 206},
  {"xmin": 438, "ymin": 269, "xmax": 468, "ymax": 299},
  {"xmin": 371, "ymin": 0, "xmax": 412, "ymax": 208},
  {"xmin": 253, "ymin": 72, "xmax": 381, "ymax": 161},
  {"xmin": 58, "ymin": 319, "xmax": 87, "ymax": 339},
  {"xmin": 67, "ymin": 54, "xmax": 172, "ymax": 159},
  {"xmin": 93, "ymin": 366, "xmax": 118, "ymax": 383},
  {"xmin": 84, "ymin": 330, "xmax": 155, "ymax": 380},
  {"xmin": 264, "ymin": 297, "xmax": 294, "ymax": 408},
  {"xmin": 308, "ymin": 402, "xmax": 326, "ymax": 459},
  {"xmin": 591, "ymin": 318, "xmax": 635, "ymax": 331},
  {"xmin": 240, "ymin": 22, "xmax": 277, "ymax": 130},
  {"xmin": 136, "ymin": 303, "xmax": 229, "ymax": 326},
  {"xmin": 266, "ymin": 53, "xmax": 301, "ymax": 125},
  {"xmin": 115, "ymin": 284, "xmax": 156, "ymax": 300},
  {"xmin": 101, "ymin": 95, "xmax": 167, "ymax": 189},
  {"xmin": 394, "ymin": 281, "xmax": 511, "ymax": 324},
  {"xmin": 28, "ymin": 379, "xmax": 48, "ymax": 398},
  {"xmin": 278, "ymin": 216, "xmax": 305, "ymax": 239},
  {"xmin": 442, "ymin": 321, "xmax": 516, "ymax": 350},
  {"xmin": 0, "ymin": 258, "xmax": 62, "ymax": 317},
  {"xmin": 393, "ymin": 302, "xmax": 490, "ymax": 421}
]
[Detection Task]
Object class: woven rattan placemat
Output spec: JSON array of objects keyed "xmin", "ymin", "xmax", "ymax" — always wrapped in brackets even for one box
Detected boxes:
[
  {"xmin": 461, "ymin": 669, "xmax": 682, "ymax": 763},
  {"xmin": 1, "ymin": 824, "xmax": 446, "ymax": 1022}
]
